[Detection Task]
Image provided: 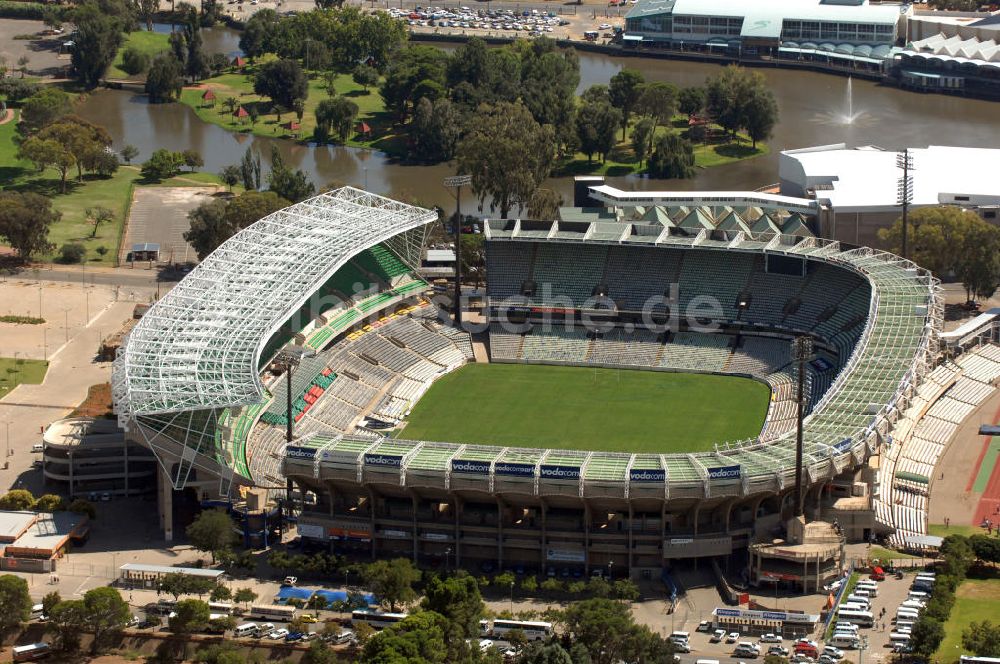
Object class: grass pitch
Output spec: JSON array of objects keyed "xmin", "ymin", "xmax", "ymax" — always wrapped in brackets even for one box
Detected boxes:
[
  {"xmin": 936, "ymin": 578, "xmax": 1000, "ymax": 662},
  {"xmin": 399, "ymin": 363, "xmax": 771, "ymax": 452}
]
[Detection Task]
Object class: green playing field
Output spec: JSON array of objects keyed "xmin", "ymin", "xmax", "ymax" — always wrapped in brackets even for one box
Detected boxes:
[{"xmin": 398, "ymin": 363, "xmax": 772, "ymax": 452}]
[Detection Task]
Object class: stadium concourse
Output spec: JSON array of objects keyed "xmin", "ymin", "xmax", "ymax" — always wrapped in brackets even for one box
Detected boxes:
[{"xmin": 112, "ymin": 188, "xmax": 953, "ymax": 584}]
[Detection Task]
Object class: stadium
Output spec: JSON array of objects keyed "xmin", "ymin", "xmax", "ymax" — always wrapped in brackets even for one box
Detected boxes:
[{"xmin": 111, "ymin": 186, "xmax": 945, "ymax": 586}]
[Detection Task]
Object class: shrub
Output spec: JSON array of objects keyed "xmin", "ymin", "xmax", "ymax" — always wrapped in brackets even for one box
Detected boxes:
[
  {"xmin": 0, "ymin": 315, "xmax": 45, "ymax": 325},
  {"xmin": 120, "ymin": 47, "xmax": 150, "ymax": 76},
  {"xmin": 58, "ymin": 243, "xmax": 86, "ymax": 264},
  {"xmin": 0, "ymin": 1, "xmax": 54, "ymax": 20}
]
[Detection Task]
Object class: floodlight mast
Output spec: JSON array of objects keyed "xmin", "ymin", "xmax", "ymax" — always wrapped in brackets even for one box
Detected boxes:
[
  {"xmin": 444, "ymin": 175, "xmax": 472, "ymax": 326},
  {"xmin": 792, "ymin": 336, "xmax": 814, "ymax": 518},
  {"xmin": 896, "ymin": 150, "xmax": 915, "ymax": 260}
]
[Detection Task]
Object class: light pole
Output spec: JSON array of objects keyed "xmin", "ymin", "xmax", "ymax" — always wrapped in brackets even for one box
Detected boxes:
[
  {"xmin": 274, "ymin": 345, "xmax": 318, "ymax": 534},
  {"xmin": 896, "ymin": 150, "xmax": 915, "ymax": 260},
  {"xmin": 509, "ymin": 580, "xmax": 514, "ymax": 613},
  {"xmin": 445, "ymin": 546, "xmax": 451, "ymax": 574},
  {"xmin": 443, "ymin": 175, "xmax": 472, "ymax": 327},
  {"xmin": 5, "ymin": 421, "xmax": 10, "ymax": 460},
  {"xmin": 791, "ymin": 336, "xmax": 814, "ymax": 519}
]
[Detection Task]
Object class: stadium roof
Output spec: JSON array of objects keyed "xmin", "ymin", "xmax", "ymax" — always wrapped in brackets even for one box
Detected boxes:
[
  {"xmin": 779, "ymin": 144, "xmax": 1000, "ymax": 212},
  {"xmin": 112, "ymin": 188, "xmax": 436, "ymax": 423},
  {"xmin": 626, "ymin": 0, "xmax": 904, "ymax": 26}
]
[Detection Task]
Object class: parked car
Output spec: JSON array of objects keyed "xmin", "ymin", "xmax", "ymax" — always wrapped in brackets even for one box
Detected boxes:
[
  {"xmin": 819, "ymin": 655, "xmax": 839, "ymax": 664},
  {"xmin": 760, "ymin": 633, "xmax": 782, "ymax": 643},
  {"xmin": 727, "ymin": 632, "xmax": 740, "ymax": 643},
  {"xmin": 823, "ymin": 646, "xmax": 844, "ymax": 659},
  {"xmin": 269, "ymin": 629, "xmax": 289, "ymax": 640},
  {"xmin": 283, "ymin": 576, "xmax": 298, "ymax": 586},
  {"xmin": 768, "ymin": 646, "xmax": 790, "ymax": 657},
  {"xmin": 711, "ymin": 629, "xmax": 726, "ymax": 643},
  {"xmin": 285, "ymin": 631, "xmax": 304, "ymax": 642},
  {"xmin": 697, "ymin": 621, "xmax": 712, "ymax": 632}
]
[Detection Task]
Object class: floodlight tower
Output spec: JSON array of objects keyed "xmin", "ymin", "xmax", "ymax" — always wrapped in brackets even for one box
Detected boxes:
[
  {"xmin": 896, "ymin": 150, "xmax": 915, "ymax": 260},
  {"xmin": 444, "ymin": 175, "xmax": 472, "ymax": 326},
  {"xmin": 274, "ymin": 344, "xmax": 318, "ymax": 533},
  {"xmin": 791, "ymin": 336, "xmax": 814, "ymax": 518}
]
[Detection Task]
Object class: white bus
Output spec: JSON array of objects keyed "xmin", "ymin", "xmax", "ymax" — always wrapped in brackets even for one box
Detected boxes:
[
  {"xmin": 250, "ymin": 604, "xmax": 297, "ymax": 621},
  {"xmin": 208, "ymin": 602, "xmax": 234, "ymax": 615},
  {"xmin": 492, "ymin": 619, "xmax": 553, "ymax": 641},
  {"xmin": 836, "ymin": 609, "xmax": 874, "ymax": 627},
  {"xmin": 351, "ymin": 609, "xmax": 409, "ymax": 629},
  {"xmin": 960, "ymin": 657, "xmax": 1000, "ymax": 664},
  {"xmin": 12, "ymin": 643, "xmax": 51, "ymax": 662}
]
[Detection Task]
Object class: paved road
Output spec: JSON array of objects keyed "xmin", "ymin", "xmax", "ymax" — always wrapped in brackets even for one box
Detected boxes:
[{"xmin": 3, "ymin": 265, "xmax": 178, "ymax": 291}]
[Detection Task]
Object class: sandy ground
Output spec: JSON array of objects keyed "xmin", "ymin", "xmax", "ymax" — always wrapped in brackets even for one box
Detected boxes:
[{"xmin": 0, "ymin": 19, "xmax": 71, "ymax": 78}]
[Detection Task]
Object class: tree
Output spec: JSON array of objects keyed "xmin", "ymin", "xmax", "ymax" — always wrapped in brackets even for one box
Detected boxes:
[
  {"xmin": 612, "ymin": 579, "xmax": 640, "ymax": 601},
  {"xmin": 648, "ymin": 133, "xmax": 695, "ymax": 179},
  {"xmin": 0, "ymin": 79, "xmax": 42, "ymax": 105},
  {"xmin": 33, "ymin": 117, "xmax": 112, "ymax": 182},
  {"xmin": 254, "ymin": 59, "xmax": 308, "ymax": 112},
  {"xmin": 85, "ymin": 206, "xmax": 115, "ymax": 239},
  {"xmin": 159, "ymin": 573, "xmax": 194, "ymax": 601},
  {"xmin": 970, "ymin": 534, "xmax": 1000, "ymax": 564},
  {"xmin": 219, "ymin": 165, "xmax": 241, "ymax": 192},
  {"xmin": 523, "ymin": 642, "xmax": 574, "ymax": 664},
  {"xmin": 302, "ymin": 639, "xmax": 338, "ymax": 664},
  {"xmin": 575, "ymin": 99, "xmax": 621, "ymax": 164},
  {"xmin": 353, "ymin": 621, "xmax": 375, "ymax": 645},
  {"xmin": 458, "ymin": 101, "xmax": 555, "ymax": 219},
  {"xmin": 169, "ymin": 598, "xmax": 210, "ymax": 634},
  {"xmin": 0, "ymin": 575, "xmax": 31, "ymax": 630},
  {"xmin": 562, "ymin": 598, "xmax": 671, "ymax": 664},
  {"xmin": 120, "ymin": 144, "xmax": 139, "ymax": 165},
  {"xmin": 955, "ymin": 220, "xmax": 1000, "ymax": 302},
  {"xmin": 361, "ymin": 558, "xmax": 421, "ymax": 612},
  {"xmin": 0, "ymin": 193, "xmax": 59, "ymax": 260},
  {"xmin": 409, "ymin": 97, "xmax": 461, "ymax": 163},
  {"xmin": 83, "ymin": 587, "xmax": 130, "ymax": 654},
  {"xmin": 186, "ymin": 508, "xmax": 237, "ymax": 564},
  {"xmin": 941, "ymin": 534, "xmax": 976, "ymax": 580},
  {"xmin": 182, "ymin": 149, "xmax": 204, "ymax": 171},
  {"xmin": 137, "ymin": 0, "xmax": 158, "ymax": 30},
  {"xmin": 16, "ymin": 137, "xmax": 73, "ymax": 192},
  {"xmin": 352, "ymin": 64, "xmax": 378, "ymax": 92},
  {"xmin": 963, "ymin": 620, "xmax": 1000, "ymax": 657},
  {"xmin": 378, "ymin": 45, "xmax": 449, "ymax": 121},
  {"xmin": 527, "ymin": 188, "xmax": 563, "ymax": 221},
  {"xmin": 635, "ymin": 81, "xmax": 679, "ymax": 132},
  {"xmin": 314, "ymin": 96, "xmax": 358, "ymax": 144},
  {"xmin": 609, "ymin": 69, "xmax": 645, "ymax": 140},
  {"xmin": 678, "ymin": 86, "xmax": 706, "ymax": 116},
  {"xmin": 209, "ymin": 585, "xmax": 231, "ymax": 603},
  {"xmin": 240, "ymin": 147, "xmax": 261, "ymax": 191},
  {"xmin": 20, "ymin": 88, "xmax": 73, "ymax": 133},
  {"xmin": 420, "ymin": 573, "xmax": 485, "ymax": 639},
  {"xmin": 68, "ymin": 498, "xmax": 97, "ymax": 519},
  {"xmin": 145, "ymin": 53, "xmax": 184, "ymax": 103},
  {"xmin": 705, "ymin": 65, "xmax": 775, "ymax": 141},
  {"xmin": 743, "ymin": 87, "xmax": 779, "ymax": 149},
  {"xmin": 17, "ymin": 56, "xmax": 29, "ymax": 78},
  {"xmin": 358, "ymin": 611, "xmax": 454, "ymax": 664},
  {"xmin": 47, "ymin": 599, "xmax": 87, "ymax": 651},
  {"xmin": 42, "ymin": 591, "xmax": 62, "ymax": 619},
  {"xmin": 233, "ymin": 587, "xmax": 257, "ymax": 610},
  {"xmin": 120, "ymin": 47, "xmax": 150, "ymax": 76},
  {"xmin": 59, "ymin": 243, "xmax": 86, "ymax": 264},
  {"xmin": 910, "ymin": 616, "xmax": 945, "ymax": 658},
  {"xmin": 267, "ymin": 148, "xmax": 315, "ymax": 203},
  {"xmin": 70, "ymin": 4, "xmax": 125, "ymax": 88},
  {"xmin": 185, "ymin": 191, "xmax": 289, "ymax": 259},
  {"xmin": 141, "ymin": 149, "xmax": 185, "ymax": 181},
  {"xmin": 631, "ymin": 117, "xmax": 655, "ymax": 168},
  {"xmin": 238, "ymin": 9, "xmax": 281, "ymax": 60},
  {"xmin": 34, "ymin": 494, "xmax": 65, "ymax": 512}
]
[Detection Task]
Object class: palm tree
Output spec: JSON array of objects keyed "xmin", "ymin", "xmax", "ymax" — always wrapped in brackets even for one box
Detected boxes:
[{"xmin": 223, "ymin": 96, "xmax": 239, "ymax": 115}]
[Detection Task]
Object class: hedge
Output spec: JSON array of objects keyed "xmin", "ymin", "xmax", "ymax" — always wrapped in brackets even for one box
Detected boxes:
[{"xmin": 0, "ymin": 1, "xmax": 63, "ymax": 20}]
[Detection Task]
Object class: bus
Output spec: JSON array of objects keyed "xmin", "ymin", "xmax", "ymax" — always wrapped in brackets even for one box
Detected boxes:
[
  {"xmin": 836, "ymin": 608, "xmax": 874, "ymax": 627},
  {"xmin": 12, "ymin": 643, "xmax": 51, "ymax": 662},
  {"xmin": 208, "ymin": 602, "xmax": 234, "ymax": 615},
  {"xmin": 250, "ymin": 604, "xmax": 297, "ymax": 621},
  {"xmin": 351, "ymin": 609, "xmax": 409, "ymax": 629},
  {"xmin": 960, "ymin": 657, "xmax": 1000, "ymax": 664},
  {"xmin": 492, "ymin": 619, "xmax": 553, "ymax": 641}
]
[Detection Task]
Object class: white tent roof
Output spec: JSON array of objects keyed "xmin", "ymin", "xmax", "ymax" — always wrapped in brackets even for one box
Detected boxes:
[{"xmin": 111, "ymin": 188, "xmax": 436, "ymax": 421}]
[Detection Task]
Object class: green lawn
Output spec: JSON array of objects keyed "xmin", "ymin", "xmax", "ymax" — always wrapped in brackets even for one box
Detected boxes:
[
  {"xmin": 0, "ymin": 358, "xmax": 48, "ymax": 399},
  {"xmin": 867, "ymin": 546, "xmax": 918, "ymax": 561},
  {"xmin": 178, "ymin": 67, "xmax": 402, "ymax": 153},
  {"xmin": 555, "ymin": 116, "xmax": 769, "ymax": 177},
  {"xmin": 107, "ymin": 29, "xmax": 171, "ymax": 80},
  {"xmin": 399, "ymin": 363, "xmax": 771, "ymax": 451},
  {"xmin": 928, "ymin": 523, "xmax": 987, "ymax": 539},
  {"xmin": 936, "ymin": 578, "xmax": 1000, "ymax": 663}
]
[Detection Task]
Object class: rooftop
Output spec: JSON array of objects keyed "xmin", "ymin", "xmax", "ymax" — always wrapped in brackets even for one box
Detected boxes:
[
  {"xmin": 5, "ymin": 511, "xmax": 88, "ymax": 556},
  {"xmin": 118, "ymin": 563, "xmax": 226, "ymax": 578},
  {"xmin": 779, "ymin": 144, "xmax": 1000, "ymax": 211},
  {"xmin": 0, "ymin": 511, "xmax": 38, "ymax": 543},
  {"xmin": 627, "ymin": 0, "xmax": 904, "ymax": 25}
]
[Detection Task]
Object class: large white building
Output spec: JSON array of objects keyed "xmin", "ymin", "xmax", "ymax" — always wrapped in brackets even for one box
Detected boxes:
[{"xmin": 779, "ymin": 144, "xmax": 1000, "ymax": 246}]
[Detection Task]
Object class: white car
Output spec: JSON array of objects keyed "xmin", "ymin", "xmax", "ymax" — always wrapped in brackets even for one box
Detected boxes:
[
  {"xmin": 283, "ymin": 576, "xmax": 298, "ymax": 586},
  {"xmin": 479, "ymin": 639, "xmax": 494, "ymax": 653},
  {"xmin": 822, "ymin": 646, "xmax": 844, "ymax": 659},
  {"xmin": 598, "ymin": 23, "xmax": 612, "ymax": 29},
  {"xmin": 727, "ymin": 632, "xmax": 740, "ymax": 643},
  {"xmin": 760, "ymin": 633, "xmax": 782, "ymax": 643},
  {"xmin": 711, "ymin": 629, "xmax": 726, "ymax": 643},
  {"xmin": 269, "ymin": 629, "xmax": 289, "ymax": 640}
]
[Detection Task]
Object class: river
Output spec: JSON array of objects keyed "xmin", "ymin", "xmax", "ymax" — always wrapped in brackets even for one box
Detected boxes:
[{"xmin": 75, "ymin": 27, "xmax": 1000, "ymax": 211}]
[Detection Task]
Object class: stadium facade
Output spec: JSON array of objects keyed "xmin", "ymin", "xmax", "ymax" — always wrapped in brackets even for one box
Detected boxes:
[{"xmin": 112, "ymin": 188, "xmax": 942, "ymax": 584}]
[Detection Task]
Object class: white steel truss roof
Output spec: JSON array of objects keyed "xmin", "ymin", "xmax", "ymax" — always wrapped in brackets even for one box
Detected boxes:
[{"xmin": 111, "ymin": 188, "xmax": 437, "ymax": 424}]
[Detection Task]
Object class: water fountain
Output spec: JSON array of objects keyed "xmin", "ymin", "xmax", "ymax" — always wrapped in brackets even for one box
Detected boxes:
[{"xmin": 843, "ymin": 76, "xmax": 857, "ymax": 125}]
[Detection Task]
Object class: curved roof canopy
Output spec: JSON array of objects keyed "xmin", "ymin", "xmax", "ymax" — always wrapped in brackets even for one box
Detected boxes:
[{"xmin": 112, "ymin": 188, "xmax": 436, "ymax": 423}]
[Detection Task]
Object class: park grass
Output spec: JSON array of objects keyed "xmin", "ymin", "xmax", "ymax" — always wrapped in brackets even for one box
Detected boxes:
[
  {"xmin": 1, "ymin": 114, "xmax": 227, "ymax": 265},
  {"xmin": 107, "ymin": 29, "xmax": 171, "ymax": 80},
  {"xmin": 178, "ymin": 68, "xmax": 403, "ymax": 153},
  {"xmin": 935, "ymin": 578, "xmax": 1000, "ymax": 663},
  {"xmin": 555, "ymin": 115, "xmax": 768, "ymax": 177},
  {"xmin": 399, "ymin": 363, "xmax": 771, "ymax": 451},
  {"xmin": 867, "ymin": 546, "xmax": 918, "ymax": 561},
  {"xmin": 928, "ymin": 523, "xmax": 987, "ymax": 539},
  {"xmin": 0, "ymin": 357, "xmax": 49, "ymax": 399}
]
